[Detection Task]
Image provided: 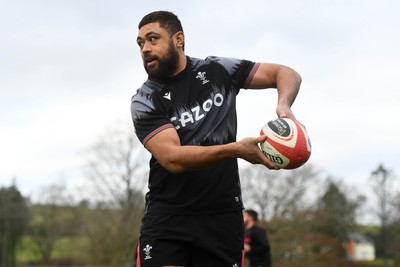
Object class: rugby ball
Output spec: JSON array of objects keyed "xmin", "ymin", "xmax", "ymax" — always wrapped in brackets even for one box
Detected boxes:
[{"xmin": 260, "ymin": 118, "xmax": 311, "ymax": 169}]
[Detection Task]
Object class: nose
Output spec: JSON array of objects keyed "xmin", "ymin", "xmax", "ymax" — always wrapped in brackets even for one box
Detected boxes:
[{"xmin": 141, "ymin": 41, "xmax": 151, "ymax": 54}]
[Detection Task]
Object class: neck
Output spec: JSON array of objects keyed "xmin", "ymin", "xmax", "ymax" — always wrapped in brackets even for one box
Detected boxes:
[
  {"xmin": 172, "ymin": 52, "xmax": 187, "ymax": 76},
  {"xmin": 246, "ymin": 221, "xmax": 255, "ymax": 229}
]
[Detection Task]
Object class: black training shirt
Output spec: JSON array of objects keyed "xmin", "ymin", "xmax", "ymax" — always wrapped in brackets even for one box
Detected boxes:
[{"xmin": 131, "ymin": 56, "xmax": 259, "ymax": 214}]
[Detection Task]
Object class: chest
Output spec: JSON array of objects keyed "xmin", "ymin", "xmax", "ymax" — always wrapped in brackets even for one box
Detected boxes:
[{"xmin": 157, "ymin": 64, "xmax": 239, "ymax": 144}]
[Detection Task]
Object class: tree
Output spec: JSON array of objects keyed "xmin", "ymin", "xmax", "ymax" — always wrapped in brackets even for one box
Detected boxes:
[
  {"xmin": 317, "ymin": 179, "xmax": 363, "ymax": 237},
  {"xmin": 268, "ymin": 210, "xmax": 355, "ymax": 267},
  {"xmin": 82, "ymin": 122, "xmax": 148, "ymax": 206},
  {"xmin": 240, "ymin": 164, "xmax": 318, "ymax": 220},
  {"xmin": 390, "ymin": 191, "xmax": 400, "ymax": 265},
  {"xmin": 240, "ymin": 166, "xmax": 367, "ymax": 266},
  {"xmin": 0, "ymin": 184, "xmax": 29, "ymax": 267},
  {"xmin": 315, "ymin": 179, "xmax": 365, "ymax": 258},
  {"xmin": 81, "ymin": 122, "xmax": 148, "ymax": 266},
  {"xmin": 28, "ymin": 184, "xmax": 77, "ymax": 262},
  {"xmin": 369, "ymin": 164, "xmax": 396, "ymax": 267}
]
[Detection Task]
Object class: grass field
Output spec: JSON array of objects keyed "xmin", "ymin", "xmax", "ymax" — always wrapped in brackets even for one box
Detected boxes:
[{"xmin": 17, "ymin": 236, "xmax": 90, "ymax": 265}]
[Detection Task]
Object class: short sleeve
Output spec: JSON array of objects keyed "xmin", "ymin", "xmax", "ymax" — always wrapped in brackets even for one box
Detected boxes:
[
  {"xmin": 205, "ymin": 56, "xmax": 260, "ymax": 89},
  {"xmin": 131, "ymin": 89, "xmax": 174, "ymax": 145}
]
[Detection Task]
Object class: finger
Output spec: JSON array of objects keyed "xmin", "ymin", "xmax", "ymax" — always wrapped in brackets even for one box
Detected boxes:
[
  {"xmin": 278, "ymin": 112, "xmax": 287, "ymax": 118},
  {"xmin": 256, "ymin": 135, "xmax": 267, "ymax": 143},
  {"xmin": 258, "ymin": 149, "xmax": 280, "ymax": 170},
  {"xmin": 276, "ymin": 108, "xmax": 296, "ymax": 121},
  {"xmin": 264, "ymin": 160, "xmax": 279, "ymax": 170}
]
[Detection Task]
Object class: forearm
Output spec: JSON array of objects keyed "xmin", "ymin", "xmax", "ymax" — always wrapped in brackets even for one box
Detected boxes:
[
  {"xmin": 164, "ymin": 142, "xmax": 239, "ymax": 173},
  {"xmin": 248, "ymin": 63, "xmax": 302, "ymax": 119},
  {"xmin": 276, "ymin": 66, "xmax": 302, "ymax": 108},
  {"xmin": 146, "ymin": 133, "xmax": 279, "ymax": 174},
  {"xmin": 146, "ymin": 128, "xmax": 277, "ymax": 173}
]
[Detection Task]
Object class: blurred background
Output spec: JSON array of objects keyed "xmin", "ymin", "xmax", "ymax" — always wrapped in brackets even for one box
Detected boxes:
[{"xmin": 1, "ymin": 0, "xmax": 399, "ymax": 266}]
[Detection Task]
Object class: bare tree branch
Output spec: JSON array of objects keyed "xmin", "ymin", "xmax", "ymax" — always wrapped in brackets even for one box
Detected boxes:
[{"xmin": 240, "ymin": 164, "xmax": 318, "ymax": 221}]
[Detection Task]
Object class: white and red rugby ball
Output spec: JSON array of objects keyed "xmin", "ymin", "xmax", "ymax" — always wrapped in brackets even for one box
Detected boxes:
[{"xmin": 260, "ymin": 118, "xmax": 311, "ymax": 169}]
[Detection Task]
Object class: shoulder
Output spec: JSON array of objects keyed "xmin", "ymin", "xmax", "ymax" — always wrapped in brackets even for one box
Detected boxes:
[
  {"xmin": 205, "ymin": 56, "xmax": 243, "ymax": 66},
  {"xmin": 131, "ymin": 80, "xmax": 164, "ymax": 118},
  {"xmin": 254, "ymin": 225, "xmax": 266, "ymax": 234},
  {"xmin": 132, "ymin": 79, "xmax": 164, "ymax": 102},
  {"xmin": 208, "ymin": 56, "xmax": 250, "ymax": 74},
  {"xmin": 189, "ymin": 56, "xmax": 244, "ymax": 72}
]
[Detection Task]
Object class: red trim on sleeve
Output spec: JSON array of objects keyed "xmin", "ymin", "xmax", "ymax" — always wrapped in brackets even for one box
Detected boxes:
[
  {"xmin": 143, "ymin": 123, "xmax": 175, "ymax": 145},
  {"xmin": 243, "ymin": 62, "xmax": 260, "ymax": 89},
  {"xmin": 136, "ymin": 241, "xmax": 141, "ymax": 267}
]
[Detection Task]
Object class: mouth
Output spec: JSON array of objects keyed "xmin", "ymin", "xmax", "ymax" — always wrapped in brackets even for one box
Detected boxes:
[{"xmin": 144, "ymin": 55, "xmax": 157, "ymax": 68}]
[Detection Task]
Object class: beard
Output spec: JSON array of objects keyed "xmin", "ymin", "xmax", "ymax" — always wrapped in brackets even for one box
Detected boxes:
[{"xmin": 144, "ymin": 41, "xmax": 180, "ymax": 80}]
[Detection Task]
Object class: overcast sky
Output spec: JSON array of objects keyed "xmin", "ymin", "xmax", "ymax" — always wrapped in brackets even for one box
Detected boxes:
[{"xmin": 1, "ymin": 0, "xmax": 399, "ymax": 208}]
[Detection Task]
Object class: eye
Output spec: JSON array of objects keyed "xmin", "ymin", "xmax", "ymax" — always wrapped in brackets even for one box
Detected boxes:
[
  {"xmin": 137, "ymin": 40, "xmax": 143, "ymax": 48},
  {"xmin": 149, "ymin": 36, "xmax": 157, "ymax": 42}
]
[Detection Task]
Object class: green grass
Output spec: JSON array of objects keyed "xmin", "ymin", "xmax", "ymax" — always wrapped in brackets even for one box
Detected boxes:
[
  {"xmin": 51, "ymin": 236, "xmax": 90, "ymax": 260},
  {"xmin": 17, "ymin": 236, "xmax": 90, "ymax": 265},
  {"xmin": 16, "ymin": 237, "xmax": 41, "ymax": 264}
]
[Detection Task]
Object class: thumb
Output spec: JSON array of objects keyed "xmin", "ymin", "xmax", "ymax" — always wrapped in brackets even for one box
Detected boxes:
[
  {"xmin": 277, "ymin": 111, "xmax": 287, "ymax": 118},
  {"xmin": 257, "ymin": 135, "xmax": 267, "ymax": 143}
]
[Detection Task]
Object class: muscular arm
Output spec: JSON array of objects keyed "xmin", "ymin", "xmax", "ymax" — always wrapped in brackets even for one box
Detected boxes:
[
  {"xmin": 144, "ymin": 63, "xmax": 301, "ymax": 174},
  {"xmin": 249, "ymin": 63, "xmax": 302, "ymax": 120},
  {"xmin": 145, "ymin": 128, "xmax": 278, "ymax": 173}
]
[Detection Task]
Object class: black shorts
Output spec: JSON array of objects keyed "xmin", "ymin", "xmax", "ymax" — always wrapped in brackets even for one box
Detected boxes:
[{"xmin": 136, "ymin": 211, "xmax": 244, "ymax": 267}]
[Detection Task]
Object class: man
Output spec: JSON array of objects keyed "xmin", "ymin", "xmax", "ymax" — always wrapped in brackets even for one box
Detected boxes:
[
  {"xmin": 131, "ymin": 11, "xmax": 302, "ymax": 267},
  {"xmin": 244, "ymin": 210, "xmax": 272, "ymax": 267}
]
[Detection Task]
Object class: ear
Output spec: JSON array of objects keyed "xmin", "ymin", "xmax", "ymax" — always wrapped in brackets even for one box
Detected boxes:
[{"xmin": 174, "ymin": 31, "xmax": 185, "ymax": 49}]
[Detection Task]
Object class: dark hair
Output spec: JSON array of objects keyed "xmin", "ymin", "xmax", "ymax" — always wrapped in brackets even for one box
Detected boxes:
[
  {"xmin": 245, "ymin": 209, "xmax": 259, "ymax": 221},
  {"xmin": 138, "ymin": 11, "xmax": 183, "ymax": 36}
]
